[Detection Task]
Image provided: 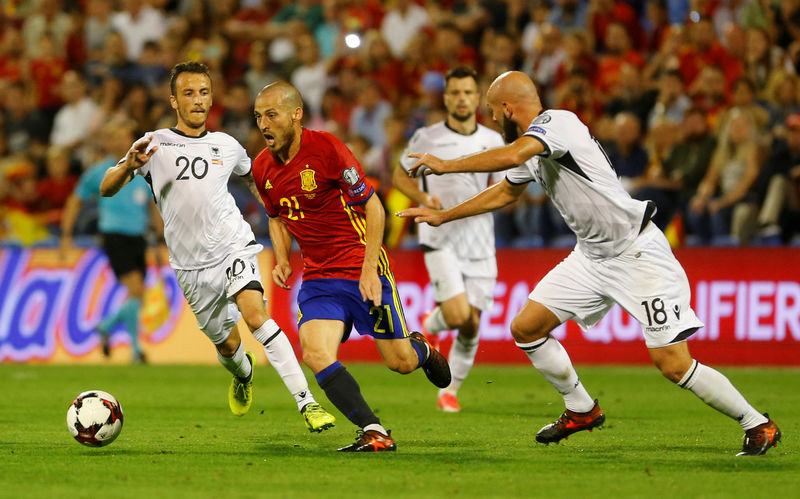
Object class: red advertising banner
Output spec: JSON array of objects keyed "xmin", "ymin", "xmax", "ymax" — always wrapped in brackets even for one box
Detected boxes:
[
  {"xmin": 1, "ymin": 246, "xmax": 798, "ymax": 365},
  {"xmin": 269, "ymin": 247, "xmax": 800, "ymax": 366}
]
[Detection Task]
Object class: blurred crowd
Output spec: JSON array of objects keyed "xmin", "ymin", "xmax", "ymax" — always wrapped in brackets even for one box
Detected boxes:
[{"xmin": 1, "ymin": 0, "xmax": 799, "ymax": 248}]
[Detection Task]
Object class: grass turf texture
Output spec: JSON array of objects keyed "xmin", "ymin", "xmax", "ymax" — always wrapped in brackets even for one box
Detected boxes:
[{"xmin": 2, "ymin": 364, "xmax": 796, "ymax": 498}]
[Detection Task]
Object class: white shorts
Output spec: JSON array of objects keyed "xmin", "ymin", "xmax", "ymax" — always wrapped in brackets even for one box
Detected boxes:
[
  {"xmin": 175, "ymin": 244, "xmax": 264, "ymax": 344},
  {"xmin": 530, "ymin": 224, "xmax": 704, "ymax": 348},
  {"xmin": 424, "ymin": 248, "xmax": 497, "ymax": 311}
]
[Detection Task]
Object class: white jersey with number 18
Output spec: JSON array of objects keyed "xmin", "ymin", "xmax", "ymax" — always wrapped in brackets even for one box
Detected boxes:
[
  {"xmin": 133, "ymin": 128, "xmax": 255, "ymax": 270},
  {"xmin": 506, "ymin": 110, "xmax": 652, "ymax": 261}
]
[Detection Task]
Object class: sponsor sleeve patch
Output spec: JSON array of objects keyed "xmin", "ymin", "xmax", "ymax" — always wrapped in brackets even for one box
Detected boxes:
[{"xmin": 529, "ymin": 126, "xmax": 547, "ymax": 135}]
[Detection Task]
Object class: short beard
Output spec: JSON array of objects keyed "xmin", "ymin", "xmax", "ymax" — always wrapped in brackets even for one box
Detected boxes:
[
  {"xmin": 502, "ymin": 115, "xmax": 519, "ymax": 143},
  {"xmin": 450, "ymin": 110, "xmax": 473, "ymax": 123},
  {"xmin": 181, "ymin": 109, "xmax": 207, "ymax": 129},
  {"xmin": 271, "ymin": 128, "xmax": 296, "ymax": 159}
]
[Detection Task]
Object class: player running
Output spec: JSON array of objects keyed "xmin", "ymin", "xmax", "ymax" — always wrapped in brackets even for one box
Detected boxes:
[
  {"xmin": 392, "ymin": 66, "xmax": 505, "ymax": 412},
  {"xmin": 400, "ymin": 71, "xmax": 781, "ymax": 456},
  {"xmin": 99, "ymin": 62, "xmax": 335, "ymax": 433},
  {"xmin": 250, "ymin": 81, "xmax": 451, "ymax": 452}
]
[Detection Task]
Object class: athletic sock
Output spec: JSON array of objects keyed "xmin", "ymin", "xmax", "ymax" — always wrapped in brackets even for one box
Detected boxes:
[
  {"xmin": 424, "ymin": 307, "xmax": 449, "ymax": 334},
  {"xmin": 315, "ymin": 361, "xmax": 380, "ymax": 428},
  {"xmin": 409, "ymin": 334, "xmax": 430, "ymax": 368},
  {"xmin": 678, "ymin": 360, "xmax": 769, "ymax": 430},
  {"xmin": 216, "ymin": 341, "xmax": 251, "ymax": 381},
  {"xmin": 252, "ymin": 319, "xmax": 315, "ymax": 411},
  {"xmin": 363, "ymin": 423, "xmax": 389, "ymax": 436},
  {"xmin": 118, "ymin": 298, "xmax": 142, "ymax": 355},
  {"xmin": 443, "ymin": 334, "xmax": 479, "ymax": 393},
  {"xmin": 516, "ymin": 337, "xmax": 595, "ymax": 413}
]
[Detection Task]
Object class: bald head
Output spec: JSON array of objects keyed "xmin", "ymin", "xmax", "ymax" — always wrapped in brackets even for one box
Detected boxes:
[
  {"xmin": 257, "ymin": 81, "xmax": 304, "ymax": 111},
  {"xmin": 487, "ymin": 71, "xmax": 541, "ymax": 108}
]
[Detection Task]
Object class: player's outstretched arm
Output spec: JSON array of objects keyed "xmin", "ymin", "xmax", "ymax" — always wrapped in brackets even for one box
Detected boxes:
[
  {"xmin": 268, "ymin": 216, "xmax": 294, "ymax": 290},
  {"xmin": 391, "ymin": 165, "xmax": 442, "ymax": 209},
  {"xmin": 100, "ymin": 137, "xmax": 158, "ymax": 197},
  {"xmin": 359, "ymin": 194, "xmax": 384, "ymax": 306},
  {"xmin": 407, "ymin": 135, "xmax": 544, "ymax": 178},
  {"xmin": 397, "ymin": 178, "xmax": 526, "ymax": 226}
]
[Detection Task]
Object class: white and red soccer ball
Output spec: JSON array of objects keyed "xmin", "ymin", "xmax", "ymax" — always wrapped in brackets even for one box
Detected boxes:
[{"xmin": 66, "ymin": 390, "xmax": 124, "ymax": 447}]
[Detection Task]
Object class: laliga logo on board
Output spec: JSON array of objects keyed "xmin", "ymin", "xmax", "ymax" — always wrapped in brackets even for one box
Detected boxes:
[{"xmin": 0, "ymin": 248, "xmax": 182, "ymax": 362}]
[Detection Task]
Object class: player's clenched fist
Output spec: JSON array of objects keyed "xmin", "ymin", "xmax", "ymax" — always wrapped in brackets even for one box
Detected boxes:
[{"xmin": 272, "ymin": 262, "xmax": 293, "ymax": 289}]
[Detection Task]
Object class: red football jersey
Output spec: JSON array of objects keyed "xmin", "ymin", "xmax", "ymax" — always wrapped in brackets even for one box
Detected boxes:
[{"xmin": 252, "ymin": 128, "xmax": 392, "ymax": 280}]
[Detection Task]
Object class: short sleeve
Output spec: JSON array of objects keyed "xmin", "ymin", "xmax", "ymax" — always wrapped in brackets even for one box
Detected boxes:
[
  {"xmin": 522, "ymin": 112, "xmax": 568, "ymax": 159},
  {"xmin": 233, "ymin": 142, "xmax": 252, "ymax": 176},
  {"xmin": 74, "ymin": 166, "xmax": 103, "ymax": 201},
  {"xmin": 505, "ymin": 163, "xmax": 535, "ymax": 185},
  {"xmin": 398, "ymin": 128, "xmax": 427, "ymax": 172},
  {"xmin": 329, "ymin": 136, "xmax": 374, "ymax": 205}
]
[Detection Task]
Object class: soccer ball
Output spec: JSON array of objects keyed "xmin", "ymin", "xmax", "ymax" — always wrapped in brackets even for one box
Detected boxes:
[{"xmin": 66, "ymin": 390, "xmax": 124, "ymax": 447}]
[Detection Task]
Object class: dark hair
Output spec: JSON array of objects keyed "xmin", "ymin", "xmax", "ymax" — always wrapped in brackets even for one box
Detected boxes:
[
  {"xmin": 169, "ymin": 61, "xmax": 211, "ymax": 95},
  {"xmin": 445, "ymin": 66, "xmax": 478, "ymax": 86}
]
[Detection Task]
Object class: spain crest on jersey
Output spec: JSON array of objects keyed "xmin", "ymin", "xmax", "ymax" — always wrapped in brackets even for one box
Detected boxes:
[{"xmin": 300, "ymin": 167, "xmax": 317, "ymax": 192}]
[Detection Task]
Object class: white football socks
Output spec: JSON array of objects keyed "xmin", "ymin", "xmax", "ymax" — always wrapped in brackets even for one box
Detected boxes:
[
  {"xmin": 217, "ymin": 341, "xmax": 251, "ymax": 380},
  {"xmin": 424, "ymin": 307, "xmax": 449, "ymax": 334},
  {"xmin": 252, "ymin": 319, "xmax": 316, "ymax": 411},
  {"xmin": 440, "ymin": 334, "xmax": 479, "ymax": 395},
  {"xmin": 678, "ymin": 360, "xmax": 768, "ymax": 430},
  {"xmin": 516, "ymin": 337, "xmax": 595, "ymax": 413}
]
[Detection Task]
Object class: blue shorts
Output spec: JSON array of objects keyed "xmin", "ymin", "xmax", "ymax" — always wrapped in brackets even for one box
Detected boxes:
[{"xmin": 297, "ymin": 275, "xmax": 410, "ymax": 342}]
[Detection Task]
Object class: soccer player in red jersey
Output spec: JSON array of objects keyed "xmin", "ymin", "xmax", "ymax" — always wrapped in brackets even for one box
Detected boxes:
[{"xmin": 250, "ymin": 81, "xmax": 451, "ymax": 452}]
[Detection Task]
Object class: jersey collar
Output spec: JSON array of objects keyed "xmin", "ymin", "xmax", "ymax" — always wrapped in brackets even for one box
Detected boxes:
[
  {"xmin": 169, "ymin": 127, "xmax": 208, "ymax": 138},
  {"xmin": 444, "ymin": 120, "xmax": 478, "ymax": 136}
]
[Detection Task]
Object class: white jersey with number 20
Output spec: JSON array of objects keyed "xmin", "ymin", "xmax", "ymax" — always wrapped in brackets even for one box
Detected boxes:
[{"xmin": 133, "ymin": 128, "xmax": 255, "ymax": 270}]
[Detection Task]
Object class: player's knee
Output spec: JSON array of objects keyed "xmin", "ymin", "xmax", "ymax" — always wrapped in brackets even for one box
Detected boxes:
[
  {"xmin": 215, "ymin": 338, "xmax": 239, "ymax": 357},
  {"xmin": 385, "ymin": 356, "xmax": 417, "ymax": 374},
  {"xmin": 302, "ymin": 349, "xmax": 331, "ymax": 373},
  {"xmin": 241, "ymin": 309, "xmax": 269, "ymax": 333},
  {"xmin": 510, "ymin": 317, "xmax": 545, "ymax": 343},
  {"xmin": 656, "ymin": 360, "xmax": 690, "ymax": 384},
  {"xmin": 443, "ymin": 307, "xmax": 471, "ymax": 329}
]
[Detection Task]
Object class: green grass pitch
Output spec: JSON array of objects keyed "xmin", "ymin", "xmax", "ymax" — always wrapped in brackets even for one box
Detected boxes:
[{"xmin": 2, "ymin": 363, "xmax": 796, "ymax": 498}]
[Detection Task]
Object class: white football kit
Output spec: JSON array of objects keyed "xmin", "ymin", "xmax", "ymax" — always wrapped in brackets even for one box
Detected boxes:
[
  {"xmin": 400, "ymin": 122, "xmax": 506, "ymax": 310},
  {"xmin": 506, "ymin": 110, "xmax": 703, "ymax": 347},
  {"xmin": 133, "ymin": 128, "xmax": 262, "ymax": 343}
]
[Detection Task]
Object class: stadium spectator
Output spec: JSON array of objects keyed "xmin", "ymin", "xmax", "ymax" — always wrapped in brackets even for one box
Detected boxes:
[
  {"xmin": 755, "ymin": 112, "xmax": 800, "ymax": 242},
  {"xmin": 22, "ymin": 0, "xmax": 71, "ymax": 58},
  {"xmin": 36, "ymin": 145, "xmax": 78, "ymax": 230},
  {"xmin": 522, "ymin": 23, "xmax": 566, "ymax": 100},
  {"xmin": 765, "ymin": 70, "xmax": 800, "ymax": 132},
  {"xmin": 349, "ymin": 79, "xmax": 392, "ymax": 148},
  {"xmin": 290, "ymin": 33, "xmax": 329, "ymax": 116},
  {"xmin": 85, "ymin": 0, "xmax": 115, "ymax": 61},
  {"xmin": 678, "ymin": 16, "xmax": 742, "ymax": 87},
  {"xmin": 687, "ymin": 108, "xmax": 762, "ymax": 244},
  {"xmin": 648, "ymin": 69, "xmax": 692, "ymax": 128},
  {"xmin": 3, "ymin": 82, "xmax": 50, "ymax": 156},
  {"xmin": 605, "ymin": 63, "xmax": 658, "ymax": 129},
  {"xmin": 50, "ymin": 70, "xmax": 101, "ymax": 150},
  {"xmin": 380, "ymin": 0, "xmax": 431, "ymax": 58},
  {"xmin": 549, "ymin": 0, "xmax": 589, "ymax": 31},
  {"xmin": 111, "ymin": 0, "xmax": 168, "ymax": 61},
  {"xmin": 0, "ymin": 26, "xmax": 26, "ymax": 83},
  {"xmin": 633, "ymin": 116, "xmax": 683, "ymax": 229},
  {"xmin": 28, "ymin": 32, "xmax": 68, "ymax": 119},
  {"xmin": 606, "ymin": 112, "xmax": 649, "ymax": 194}
]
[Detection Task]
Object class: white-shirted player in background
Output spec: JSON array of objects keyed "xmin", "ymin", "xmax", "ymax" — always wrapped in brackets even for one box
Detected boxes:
[
  {"xmin": 399, "ymin": 71, "xmax": 781, "ymax": 456},
  {"xmin": 99, "ymin": 62, "xmax": 335, "ymax": 433},
  {"xmin": 392, "ymin": 66, "xmax": 505, "ymax": 413}
]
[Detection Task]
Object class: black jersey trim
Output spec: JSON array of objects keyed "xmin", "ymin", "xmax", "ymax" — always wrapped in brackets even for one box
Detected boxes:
[
  {"xmin": 552, "ymin": 151, "xmax": 592, "ymax": 182},
  {"xmin": 238, "ymin": 166, "xmax": 252, "ymax": 177},
  {"xmin": 444, "ymin": 121, "xmax": 479, "ymax": 136},
  {"xmin": 169, "ymin": 127, "xmax": 209, "ymax": 139},
  {"xmin": 527, "ymin": 135, "xmax": 551, "ymax": 158}
]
